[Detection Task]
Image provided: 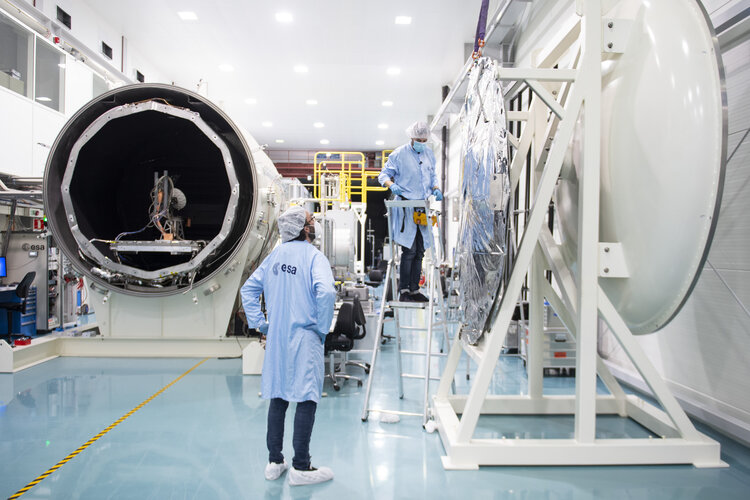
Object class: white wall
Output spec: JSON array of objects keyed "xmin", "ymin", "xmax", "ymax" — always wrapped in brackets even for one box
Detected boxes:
[
  {"xmin": 38, "ymin": 0, "xmax": 124, "ymax": 74},
  {"xmin": 0, "ymin": 0, "xmax": 174, "ymax": 178},
  {"xmin": 0, "ymin": 85, "xmax": 33, "ymax": 175}
]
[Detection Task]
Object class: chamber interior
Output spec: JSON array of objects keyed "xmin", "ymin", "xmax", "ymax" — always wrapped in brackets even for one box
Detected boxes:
[{"xmin": 69, "ymin": 110, "xmax": 230, "ymax": 271}]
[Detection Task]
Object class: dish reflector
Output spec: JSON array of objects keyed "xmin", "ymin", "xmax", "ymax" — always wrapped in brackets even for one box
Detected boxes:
[{"xmin": 555, "ymin": 0, "xmax": 726, "ymax": 334}]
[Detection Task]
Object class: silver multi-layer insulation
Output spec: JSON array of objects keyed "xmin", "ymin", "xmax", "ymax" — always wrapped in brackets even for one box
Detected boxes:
[{"xmin": 456, "ymin": 57, "xmax": 511, "ymax": 345}]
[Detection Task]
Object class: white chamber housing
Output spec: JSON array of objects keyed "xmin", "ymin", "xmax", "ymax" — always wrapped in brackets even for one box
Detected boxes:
[{"xmin": 44, "ymin": 84, "xmax": 283, "ymax": 338}]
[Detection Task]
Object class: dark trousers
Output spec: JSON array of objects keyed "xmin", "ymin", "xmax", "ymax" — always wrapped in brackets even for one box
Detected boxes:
[
  {"xmin": 267, "ymin": 398, "xmax": 317, "ymax": 470},
  {"xmin": 399, "ymin": 230, "xmax": 425, "ymax": 293}
]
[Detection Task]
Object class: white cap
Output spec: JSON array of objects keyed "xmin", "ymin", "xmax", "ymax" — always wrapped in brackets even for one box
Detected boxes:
[
  {"xmin": 405, "ymin": 120, "xmax": 430, "ymax": 140},
  {"xmin": 278, "ymin": 206, "xmax": 307, "ymax": 243}
]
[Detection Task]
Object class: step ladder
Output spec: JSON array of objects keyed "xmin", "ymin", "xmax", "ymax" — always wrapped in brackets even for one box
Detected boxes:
[{"xmin": 361, "ymin": 199, "xmax": 453, "ymax": 427}]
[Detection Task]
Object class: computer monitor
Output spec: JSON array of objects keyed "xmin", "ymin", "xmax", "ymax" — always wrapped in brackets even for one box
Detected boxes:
[{"xmin": 0, "ymin": 256, "xmax": 6, "ymax": 278}]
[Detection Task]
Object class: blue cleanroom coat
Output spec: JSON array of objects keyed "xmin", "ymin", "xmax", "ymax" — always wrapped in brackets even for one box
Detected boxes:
[
  {"xmin": 378, "ymin": 143, "xmax": 438, "ymax": 249},
  {"xmin": 241, "ymin": 240, "xmax": 336, "ymax": 403}
]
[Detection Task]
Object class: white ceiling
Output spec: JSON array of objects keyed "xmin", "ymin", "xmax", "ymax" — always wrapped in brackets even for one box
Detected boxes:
[{"xmin": 84, "ymin": 0, "xmax": 492, "ymax": 153}]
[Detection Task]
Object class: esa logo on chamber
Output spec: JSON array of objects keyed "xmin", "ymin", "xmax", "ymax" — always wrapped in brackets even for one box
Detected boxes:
[{"xmin": 272, "ymin": 262, "xmax": 296, "ymax": 275}]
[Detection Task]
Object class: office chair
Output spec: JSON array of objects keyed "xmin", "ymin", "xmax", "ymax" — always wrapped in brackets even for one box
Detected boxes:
[
  {"xmin": 325, "ymin": 296, "xmax": 370, "ymax": 391},
  {"xmin": 0, "ymin": 271, "xmax": 36, "ymax": 345}
]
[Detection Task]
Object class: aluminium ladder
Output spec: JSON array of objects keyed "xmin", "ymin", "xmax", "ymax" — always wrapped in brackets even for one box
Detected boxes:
[{"xmin": 361, "ymin": 199, "xmax": 453, "ymax": 427}]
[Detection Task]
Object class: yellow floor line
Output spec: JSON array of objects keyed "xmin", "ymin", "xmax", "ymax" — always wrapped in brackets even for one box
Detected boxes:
[{"xmin": 8, "ymin": 358, "xmax": 210, "ymax": 500}]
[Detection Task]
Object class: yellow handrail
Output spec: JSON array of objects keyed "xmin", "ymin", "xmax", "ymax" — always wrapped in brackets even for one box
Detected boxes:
[{"xmin": 313, "ymin": 151, "xmax": 385, "ymax": 204}]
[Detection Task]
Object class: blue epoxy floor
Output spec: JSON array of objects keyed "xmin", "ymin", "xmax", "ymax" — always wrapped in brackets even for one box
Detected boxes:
[{"xmin": 1, "ymin": 324, "xmax": 750, "ymax": 499}]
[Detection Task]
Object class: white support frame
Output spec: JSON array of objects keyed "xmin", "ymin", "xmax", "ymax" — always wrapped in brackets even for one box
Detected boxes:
[{"xmin": 431, "ymin": 0, "xmax": 724, "ymax": 469}]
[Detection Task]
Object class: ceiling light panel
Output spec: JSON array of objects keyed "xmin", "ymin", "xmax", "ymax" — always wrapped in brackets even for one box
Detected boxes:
[
  {"xmin": 262, "ymin": 121, "xmax": 273, "ymax": 127},
  {"xmin": 275, "ymin": 12, "xmax": 293, "ymax": 23},
  {"xmin": 382, "ymin": 101, "xmax": 393, "ymax": 107},
  {"xmin": 386, "ymin": 67, "xmax": 401, "ymax": 76},
  {"xmin": 320, "ymin": 139, "xmax": 330, "ymax": 145},
  {"xmin": 294, "ymin": 65, "xmax": 308, "ymax": 73},
  {"xmin": 313, "ymin": 122, "xmax": 325, "ymax": 128},
  {"xmin": 377, "ymin": 123, "xmax": 388, "ymax": 129},
  {"xmin": 395, "ymin": 16, "xmax": 412, "ymax": 25},
  {"xmin": 306, "ymin": 99, "xmax": 318, "ymax": 105},
  {"xmin": 244, "ymin": 98, "xmax": 257, "ymax": 105},
  {"xmin": 218, "ymin": 64, "xmax": 234, "ymax": 72},
  {"xmin": 178, "ymin": 11, "xmax": 198, "ymax": 21}
]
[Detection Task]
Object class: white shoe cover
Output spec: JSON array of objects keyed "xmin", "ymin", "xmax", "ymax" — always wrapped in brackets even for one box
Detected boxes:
[
  {"xmin": 264, "ymin": 460, "xmax": 290, "ymax": 480},
  {"xmin": 288, "ymin": 466, "xmax": 334, "ymax": 486}
]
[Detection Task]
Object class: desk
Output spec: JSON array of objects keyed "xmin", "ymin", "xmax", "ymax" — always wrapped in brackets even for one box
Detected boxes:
[{"xmin": 0, "ymin": 285, "xmax": 37, "ymax": 337}]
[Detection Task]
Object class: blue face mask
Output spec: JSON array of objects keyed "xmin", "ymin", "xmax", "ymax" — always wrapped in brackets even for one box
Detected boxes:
[{"xmin": 412, "ymin": 141, "xmax": 426, "ymax": 153}]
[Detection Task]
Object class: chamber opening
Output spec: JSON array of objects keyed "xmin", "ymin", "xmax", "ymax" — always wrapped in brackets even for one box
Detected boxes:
[
  {"xmin": 45, "ymin": 84, "xmax": 257, "ymax": 297},
  {"xmin": 70, "ymin": 111, "xmax": 230, "ymax": 271}
]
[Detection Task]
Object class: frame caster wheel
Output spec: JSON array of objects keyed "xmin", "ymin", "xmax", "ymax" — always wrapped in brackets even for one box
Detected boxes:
[
  {"xmin": 333, "ymin": 384, "xmax": 340, "ymax": 391},
  {"xmin": 357, "ymin": 380, "xmax": 363, "ymax": 387}
]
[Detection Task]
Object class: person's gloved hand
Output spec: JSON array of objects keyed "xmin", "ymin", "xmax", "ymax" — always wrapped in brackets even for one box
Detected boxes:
[
  {"xmin": 258, "ymin": 323, "xmax": 269, "ymax": 335},
  {"xmin": 432, "ymin": 188, "xmax": 443, "ymax": 201},
  {"xmin": 389, "ymin": 184, "xmax": 404, "ymax": 197}
]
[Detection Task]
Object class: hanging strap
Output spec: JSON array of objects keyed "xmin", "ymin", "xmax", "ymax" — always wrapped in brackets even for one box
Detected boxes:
[{"xmin": 472, "ymin": 0, "xmax": 490, "ymax": 59}]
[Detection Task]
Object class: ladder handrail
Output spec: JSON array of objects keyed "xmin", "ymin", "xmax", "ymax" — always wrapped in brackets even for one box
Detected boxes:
[{"xmin": 361, "ymin": 200, "xmax": 453, "ymax": 427}]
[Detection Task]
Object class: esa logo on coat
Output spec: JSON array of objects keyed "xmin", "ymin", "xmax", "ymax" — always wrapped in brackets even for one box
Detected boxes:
[{"xmin": 272, "ymin": 262, "xmax": 297, "ymax": 275}]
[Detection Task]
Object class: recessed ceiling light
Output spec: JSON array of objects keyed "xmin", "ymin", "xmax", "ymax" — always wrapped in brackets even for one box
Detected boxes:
[
  {"xmin": 376, "ymin": 140, "xmax": 385, "ymax": 146},
  {"xmin": 36, "ymin": 96, "xmax": 51, "ymax": 102},
  {"xmin": 382, "ymin": 100, "xmax": 393, "ymax": 107},
  {"xmin": 275, "ymin": 139, "xmax": 285, "ymax": 144},
  {"xmin": 262, "ymin": 121, "xmax": 273, "ymax": 127},
  {"xmin": 306, "ymin": 99, "xmax": 318, "ymax": 105},
  {"xmin": 244, "ymin": 97, "xmax": 257, "ymax": 105},
  {"xmin": 178, "ymin": 11, "xmax": 198, "ymax": 21},
  {"xmin": 386, "ymin": 67, "xmax": 401, "ymax": 76},
  {"xmin": 313, "ymin": 122, "xmax": 325, "ymax": 128},
  {"xmin": 219, "ymin": 63, "xmax": 234, "ymax": 72},
  {"xmin": 294, "ymin": 65, "xmax": 308, "ymax": 73},
  {"xmin": 377, "ymin": 123, "xmax": 388, "ymax": 129},
  {"xmin": 275, "ymin": 12, "xmax": 293, "ymax": 23},
  {"xmin": 395, "ymin": 16, "xmax": 412, "ymax": 25},
  {"xmin": 320, "ymin": 139, "xmax": 330, "ymax": 145}
]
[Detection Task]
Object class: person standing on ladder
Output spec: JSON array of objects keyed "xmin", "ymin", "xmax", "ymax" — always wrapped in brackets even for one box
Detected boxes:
[{"xmin": 378, "ymin": 120, "xmax": 443, "ymax": 303}]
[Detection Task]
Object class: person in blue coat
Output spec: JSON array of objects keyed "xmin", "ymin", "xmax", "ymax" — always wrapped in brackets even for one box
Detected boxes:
[
  {"xmin": 241, "ymin": 205, "xmax": 336, "ymax": 486},
  {"xmin": 378, "ymin": 120, "xmax": 443, "ymax": 302}
]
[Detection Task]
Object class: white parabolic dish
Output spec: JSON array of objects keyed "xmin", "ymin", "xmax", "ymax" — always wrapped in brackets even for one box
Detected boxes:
[{"xmin": 555, "ymin": 0, "xmax": 727, "ymax": 334}]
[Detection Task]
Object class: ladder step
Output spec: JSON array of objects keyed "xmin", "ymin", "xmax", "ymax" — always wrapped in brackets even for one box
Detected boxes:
[
  {"xmin": 368, "ymin": 409, "xmax": 423, "ymax": 417},
  {"xmin": 398, "ymin": 324, "xmax": 446, "ymax": 331},
  {"xmin": 402, "ymin": 373, "xmax": 442, "ymax": 381},
  {"xmin": 400, "ymin": 350, "xmax": 447, "ymax": 357},
  {"xmin": 389, "ymin": 301, "xmax": 446, "ymax": 309}
]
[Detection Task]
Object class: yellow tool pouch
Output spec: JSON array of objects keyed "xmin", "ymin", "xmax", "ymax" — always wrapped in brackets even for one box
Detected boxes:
[{"xmin": 413, "ymin": 209, "xmax": 437, "ymax": 227}]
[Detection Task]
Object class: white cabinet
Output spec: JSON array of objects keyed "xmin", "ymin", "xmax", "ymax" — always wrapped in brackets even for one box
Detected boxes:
[{"xmin": 0, "ymin": 86, "xmax": 33, "ymax": 176}]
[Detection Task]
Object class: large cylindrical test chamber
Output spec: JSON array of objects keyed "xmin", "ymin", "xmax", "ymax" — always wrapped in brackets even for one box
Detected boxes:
[{"xmin": 44, "ymin": 84, "xmax": 282, "ymax": 339}]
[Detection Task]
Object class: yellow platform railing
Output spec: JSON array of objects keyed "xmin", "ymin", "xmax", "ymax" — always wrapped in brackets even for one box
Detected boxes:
[{"xmin": 313, "ymin": 151, "xmax": 386, "ymax": 204}]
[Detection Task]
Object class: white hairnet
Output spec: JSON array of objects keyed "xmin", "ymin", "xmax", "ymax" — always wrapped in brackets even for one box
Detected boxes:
[
  {"xmin": 406, "ymin": 120, "xmax": 430, "ymax": 140},
  {"xmin": 278, "ymin": 206, "xmax": 307, "ymax": 243}
]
